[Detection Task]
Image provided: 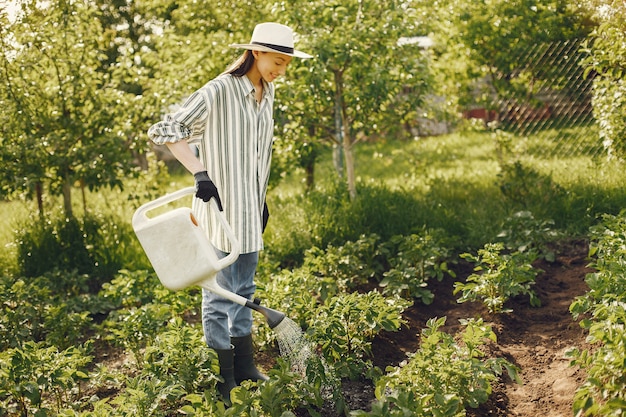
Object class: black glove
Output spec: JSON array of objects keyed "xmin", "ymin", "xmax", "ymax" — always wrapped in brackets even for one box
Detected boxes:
[
  {"xmin": 194, "ymin": 171, "xmax": 223, "ymax": 211},
  {"xmin": 262, "ymin": 201, "xmax": 269, "ymax": 233}
]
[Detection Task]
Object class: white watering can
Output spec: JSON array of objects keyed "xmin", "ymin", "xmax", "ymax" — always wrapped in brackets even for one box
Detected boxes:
[{"xmin": 132, "ymin": 187, "xmax": 285, "ymax": 328}]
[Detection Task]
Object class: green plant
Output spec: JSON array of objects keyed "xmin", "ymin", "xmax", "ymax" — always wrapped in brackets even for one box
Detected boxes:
[
  {"xmin": 497, "ymin": 161, "xmax": 567, "ymax": 220},
  {"xmin": 225, "ymin": 356, "xmax": 345, "ymax": 417},
  {"xmin": 14, "ymin": 214, "xmax": 94, "ymax": 278},
  {"xmin": 0, "ymin": 341, "xmax": 92, "ymax": 415},
  {"xmin": 379, "ymin": 229, "xmax": 456, "ymax": 303},
  {"xmin": 14, "ymin": 212, "xmax": 143, "ymax": 285},
  {"xmin": 0, "ymin": 271, "xmax": 95, "ymax": 350},
  {"xmin": 227, "ymin": 359, "xmax": 310, "ymax": 417},
  {"xmin": 355, "ymin": 317, "xmax": 520, "ymax": 417},
  {"xmin": 111, "ymin": 374, "xmax": 186, "ymax": 417},
  {"xmin": 567, "ymin": 300, "xmax": 626, "ymax": 417},
  {"xmin": 567, "ymin": 211, "xmax": 626, "ymax": 417},
  {"xmin": 496, "ymin": 211, "xmax": 559, "ymax": 262},
  {"xmin": 454, "ymin": 242, "xmax": 541, "ymax": 313},
  {"xmin": 101, "ymin": 302, "xmax": 173, "ymax": 365},
  {"xmin": 309, "ymin": 291, "xmax": 410, "ymax": 380},
  {"xmin": 303, "ymin": 234, "xmax": 385, "ymax": 301},
  {"xmin": 142, "ymin": 317, "xmax": 218, "ymax": 394}
]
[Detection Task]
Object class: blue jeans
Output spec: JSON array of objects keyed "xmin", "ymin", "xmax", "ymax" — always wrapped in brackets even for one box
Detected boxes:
[{"xmin": 202, "ymin": 250, "xmax": 258, "ymax": 350}]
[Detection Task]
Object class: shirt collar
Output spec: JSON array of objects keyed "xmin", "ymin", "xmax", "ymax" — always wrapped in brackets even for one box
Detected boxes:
[{"xmin": 235, "ymin": 74, "xmax": 272, "ymax": 101}]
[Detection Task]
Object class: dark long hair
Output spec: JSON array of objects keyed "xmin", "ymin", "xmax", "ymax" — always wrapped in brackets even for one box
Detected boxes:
[{"xmin": 223, "ymin": 50, "xmax": 255, "ymax": 77}]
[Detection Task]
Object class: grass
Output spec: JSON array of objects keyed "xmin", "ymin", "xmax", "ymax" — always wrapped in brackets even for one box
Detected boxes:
[{"xmin": 2, "ymin": 128, "xmax": 626, "ymax": 272}]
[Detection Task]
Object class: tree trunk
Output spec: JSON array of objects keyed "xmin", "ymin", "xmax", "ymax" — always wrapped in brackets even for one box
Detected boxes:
[
  {"xmin": 35, "ymin": 181, "xmax": 44, "ymax": 218},
  {"xmin": 304, "ymin": 160, "xmax": 315, "ymax": 192},
  {"xmin": 80, "ymin": 179, "xmax": 88, "ymax": 214},
  {"xmin": 343, "ymin": 130, "xmax": 357, "ymax": 200},
  {"xmin": 333, "ymin": 69, "xmax": 344, "ymax": 178},
  {"xmin": 334, "ymin": 69, "xmax": 357, "ymax": 200},
  {"xmin": 62, "ymin": 178, "xmax": 73, "ymax": 218}
]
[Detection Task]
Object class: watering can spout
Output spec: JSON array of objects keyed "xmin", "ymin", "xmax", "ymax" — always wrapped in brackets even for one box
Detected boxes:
[{"xmin": 246, "ymin": 299, "xmax": 286, "ymax": 329}]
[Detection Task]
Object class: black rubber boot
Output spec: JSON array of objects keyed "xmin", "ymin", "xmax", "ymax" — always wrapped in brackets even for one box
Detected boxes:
[
  {"xmin": 215, "ymin": 348, "xmax": 237, "ymax": 403},
  {"xmin": 231, "ymin": 334, "xmax": 269, "ymax": 383}
]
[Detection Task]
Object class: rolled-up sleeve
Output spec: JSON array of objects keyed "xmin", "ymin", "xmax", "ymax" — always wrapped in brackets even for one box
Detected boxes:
[{"xmin": 147, "ymin": 90, "xmax": 208, "ymax": 145}]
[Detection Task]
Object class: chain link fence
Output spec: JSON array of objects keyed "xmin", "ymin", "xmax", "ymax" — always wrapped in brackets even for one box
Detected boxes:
[
  {"xmin": 495, "ymin": 39, "xmax": 601, "ymax": 159},
  {"xmin": 460, "ymin": 39, "xmax": 602, "ymax": 160}
]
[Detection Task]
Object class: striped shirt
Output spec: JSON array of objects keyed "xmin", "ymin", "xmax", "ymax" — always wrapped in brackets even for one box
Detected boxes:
[{"xmin": 148, "ymin": 74, "xmax": 274, "ymax": 254}]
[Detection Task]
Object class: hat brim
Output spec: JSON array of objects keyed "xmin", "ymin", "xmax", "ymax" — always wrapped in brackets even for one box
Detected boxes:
[{"xmin": 230, "ymin": 43, "xmax": 313, "ymax": 59}]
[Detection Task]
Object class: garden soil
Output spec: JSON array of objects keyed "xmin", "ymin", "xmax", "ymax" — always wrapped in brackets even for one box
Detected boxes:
[{"xmin": 284, "ymin": 239, "xmax": 594, "ymax": 416}]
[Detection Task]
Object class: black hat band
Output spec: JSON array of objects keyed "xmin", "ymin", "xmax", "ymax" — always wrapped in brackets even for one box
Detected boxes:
[{"xmin": 252, "ymin": 41, "xmax": 294, "ymax": 55}]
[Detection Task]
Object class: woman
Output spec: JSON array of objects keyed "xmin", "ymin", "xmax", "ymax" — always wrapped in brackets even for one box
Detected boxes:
[{"xmin": 147, "ymin": 22, "xmax": 312, "ymax": 401}]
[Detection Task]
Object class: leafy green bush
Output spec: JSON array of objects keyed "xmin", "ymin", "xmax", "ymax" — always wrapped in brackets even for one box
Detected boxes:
[
  {"xmin": 257, "ymin": 234, "xmax": 388, "ymax": 336},
  {"xmin": 228, "ymin": 358, "xmax": 329, "ymax": 417},
  {"xmin": 14, "ymin": 212, "xmax": 147, "ymax": 287},
  {"xmin": 568, "ymin": 301, "xmax": 626, "ymax": 417},
  {"xmin": 0, "ymin": 271, "xmax": 95, "ymax": 350},
  {"xmin": 495, "ymin": 210, "xmax": 559, "ymax": 262},
  {"xmin": 353, "ymin": 317, "xmax": 520, "ymax": 417},
  {"xmin": 0, "ymin": 341, "xmax": 92, "ymax": 416},
  {"xmin": 454, "ymin": 243, "xmax": 541, "ymax": 313},
  {"xmin": 15, "ymin": 214, "xmax": 93, "ymax": 278},
  {"xmin": 309, "ymin": 291, "xmax": 410, "ymax": 380},
  {"xmin": 142, "ymin": 317, "xmax": 218, "ymax": 394},
  {"xmin": 303, "ymin": 234, "xmax": 385, "ymax": 301},
  {"xmin": 300, "ymin": 180, "xmax": 426, "ymax": 250},
  {"xmin": 568, "ymin": 211, "xmax": 626, "ymax": 417},
  {"xmin": 497, "ymin": 161, "xmax": 568, "ymax": 220},
  {"xmin": 581, "ymin": 2, "xmax": 626, "ymax": 159},
  {"xmin": 379, "ymin": 229, "xmax": 456, "ymax": 303},
  {"xmin": 101, "ymin": 302, "xmax": 174, "ymax": 365}
]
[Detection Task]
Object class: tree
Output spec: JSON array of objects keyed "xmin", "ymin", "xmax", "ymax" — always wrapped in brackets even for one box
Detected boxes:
[
  {"xmin": 580, "ymin": 0, "xmax": 626, "ymax": 158},
  {"xmin": 273, "ymin": 0, "xmax": 432, "ymax": 199},
  {"xmin": 427, "ymin": 0, "xmax": 594, "ymax": 111},
  {"xmin": 0, "ymin": 0, "xmax": 138, "ymax": 217}
]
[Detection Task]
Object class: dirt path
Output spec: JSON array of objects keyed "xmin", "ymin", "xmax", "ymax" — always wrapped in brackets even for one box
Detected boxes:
[{"xmin": 370, "ymin": 240, "xmax": 592, "ymax": 417}]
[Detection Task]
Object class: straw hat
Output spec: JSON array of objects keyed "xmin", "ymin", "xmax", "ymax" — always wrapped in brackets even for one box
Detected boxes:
[{"xmin": 230, "ymin": 22, "xmax": 313, "ymax": 59}]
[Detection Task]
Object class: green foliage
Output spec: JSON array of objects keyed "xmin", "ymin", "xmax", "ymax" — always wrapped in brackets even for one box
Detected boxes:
[
  {"xmin": 581, "ymin": 1, "xmax": 626, "ymax": 159},
  {"xmin": 98, "ymin": 270, "xmax": 201, "ymax": 365},
  {"xmin": 379, "ymin": 229, "xmax": 456, "ymax": 304},
  {"xmin": 455, "ymin": 243, "xmax": 541, "ymax": 313},
  {"xmin": 142, "ymin": 318, "xmax": 218, "ymax": 393},
  {"xmin": 98, "ymin": 269, "xmax": 199, "ymax": 316},
  {"xmin": 496, "ymin": 211, "xmax": 559, "ymax": 262},
  {"xmin": 591, "ymin": 77, "xmax": 626, "ymax": 158},
  {"xmin": 0, "ymin": 271, "xmax": 96, "ymax": 350},
  {"xmin": 567, "ymin": 302, "xmax": 626, "ymax": 417},
  {"xmin": 570, "ymin": 211, "xmax": 626, "ymax": 318},
  {"xmin": 227, "ymin": 359, "xmax": 318, "ymax": 417},
  {"xmin": 112, "ymin": 374, "xmax": 187, "ymax": 417},
  {"xmin": 303, "ymin": 180, "xmax": 430, "ymax": 249},
  {"xmin": 356, "ymin": 317, "xmax": 520, "ymax": 417},
  {"xmin": 431, "ymin": 0, "xmax": 592, "ymax": 110},
  {"xmin": 101, "ymin": 302, "xmax": 174, "ymax": 364},
  {"xmin": 0, "ymin": 341, "xmax": 93, "ymax": 416},
  {"xmin": 0, "ymin": 0, "xmax": 140, "ymax": 217},
  {"xmin": 497, "ymin": 161, "xmax": 568, "ymax": 220},
  {"xmin": 273, "ymin": 0, "xmax": 432, "ymax": 198},
  {"xmin": 568, "ymin": 211, "xmax": 626, "ymax": 417},
  {"xmin": 14, "ymin": 212, "xmax": 144, "ymax": 286},
  {"xmin": 303, "ymin": 234, "xmax": 385, "ymax": 301},
  {"xmin": 309, "ymin": 291, "xmax": 410, "ymax": 380}
]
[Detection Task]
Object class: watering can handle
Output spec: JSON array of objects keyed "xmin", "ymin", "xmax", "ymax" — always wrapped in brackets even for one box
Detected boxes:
[
  {"xmin": 132, "ymin": 186, "xmax": 240, "ymax": 267},
  {"xmin": 208, "ymin": 198, "xmax": 240, "ymax": 270},
  {"xmin": 132, "ymin": 187, "xmax": 197, "ymax": 226}
]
